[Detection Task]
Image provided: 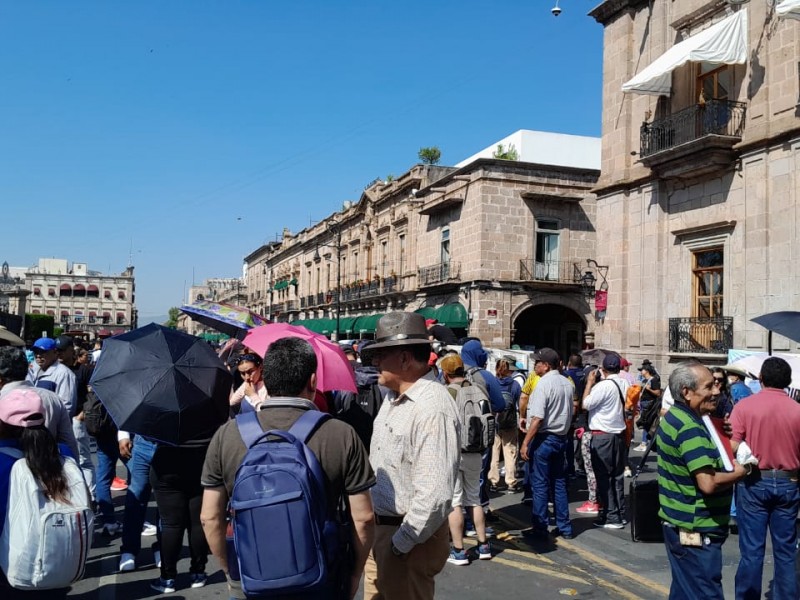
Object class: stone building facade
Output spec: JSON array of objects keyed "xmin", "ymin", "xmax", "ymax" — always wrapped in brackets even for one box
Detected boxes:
[
  {"xmin": 10, "ymin": 258, "xmax": 137, "ymax": 337},
  {"xmin": 589, "ymin": 0, "xmax": 800, "ymax": 369},
  {"xmin": 243, "ymin": 134, "xmax": 601, "ymax": 359}
]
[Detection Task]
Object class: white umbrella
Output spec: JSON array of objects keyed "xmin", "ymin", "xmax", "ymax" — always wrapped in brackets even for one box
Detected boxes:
[{"xmin": 729, "ymin": 353, "xmax": 800, "ymax": 389}]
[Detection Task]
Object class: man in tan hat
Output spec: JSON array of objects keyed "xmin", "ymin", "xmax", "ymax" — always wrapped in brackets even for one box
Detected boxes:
[{"xmin": 361, "ymin": 312, "xmax": 460, "ymax": 600}]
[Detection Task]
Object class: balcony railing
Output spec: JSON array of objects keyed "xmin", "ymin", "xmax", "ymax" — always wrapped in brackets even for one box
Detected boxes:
[
  {"xmin": 640, "ymin": 99, "xmax": 746, "ymax": 158},
  {"xmin": 669, "ymin": 317, "xmax": 733, "ymax": 354},
  {"xmin": 518, "ymin": 260, "xmax": 581, "ymax": 284},
  {"xmin": 418, "ymin": 262, "xmax": 460, "ymax": 287},
  {"xmin": 286, "ymin": 300, "xmax": 297, "ymax": 312}
]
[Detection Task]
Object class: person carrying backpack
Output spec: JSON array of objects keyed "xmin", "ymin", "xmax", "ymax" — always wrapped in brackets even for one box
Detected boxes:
[
  {"xmin": 489, "ymin": 358, "xmax": 521, "ymax": 493},
  {"xmin": 0, "ymin": 388, "xmax": 93, "ymax": 597},
  {"xmin": 440, "ymin": 355, "xmax": 493, "ymax": 567},
  {"xmin": 200, "ymin": 337, "xmax": 376, "ymax": 600},
  {"xmin": 331, "ymin": 350, "xmax": 386, "ymax": 452},
  {"xmin": 460, "ymin": 340, "xmax": 507, "ymax": 511}
]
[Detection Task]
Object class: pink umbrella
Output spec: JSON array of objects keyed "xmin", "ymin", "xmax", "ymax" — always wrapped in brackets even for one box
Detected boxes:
[{"xmin": 243, "ymin": 323, "xmax": 357, "ymax": 393}]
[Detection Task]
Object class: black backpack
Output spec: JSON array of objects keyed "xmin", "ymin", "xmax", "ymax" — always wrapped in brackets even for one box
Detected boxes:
[
  {"xmin": 332, "ymin": 383, "xmax": 383, "ymax": 450},
  {"xmin": 83, "ymin": 390, "xmax": 117, "ymax": 439}
]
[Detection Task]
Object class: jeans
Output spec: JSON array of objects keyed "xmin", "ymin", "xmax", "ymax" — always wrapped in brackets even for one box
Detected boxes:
[
  {"xmin": 72, "ymin": 418, "xmax": 96, "ymax": 500},
  {"xmin": 150, "ymin": 445, "xmax": 209, "ymax": 580},
  {"xmin": 639, "ymin": 401, "xmax": 651, "ymax": 444},
  {"xmin": 121, "ymin": 436, "xmax": 158, "ymax": 556},
  {"xmin": 735, "ymin": 476, "xmax": 800, "ymax": 600},
  {"xmin": 95, "ymin": 435, "xmax": 123, "ymax": 523},
  {"xmin": 529, "ymin": 433, "xmax": 572, "ymax": 536},
  {"xmin": 663, "ymin": 524, "xmax": 725, "ymax": 600}
]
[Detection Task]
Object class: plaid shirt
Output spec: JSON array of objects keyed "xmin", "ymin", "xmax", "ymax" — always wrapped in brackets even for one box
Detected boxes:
[{"xmin": 369, "ymin": 371, "xmax": 460, "ymax": 553}]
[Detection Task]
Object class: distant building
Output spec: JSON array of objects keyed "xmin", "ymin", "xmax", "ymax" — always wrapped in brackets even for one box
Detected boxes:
[
  {"xmin": 243, "ymin": 129, "xmax": 602, "ymax": 357},
  {"xmin": 7, "ymin": 258, "xmax": 137, "ymax": 339}
]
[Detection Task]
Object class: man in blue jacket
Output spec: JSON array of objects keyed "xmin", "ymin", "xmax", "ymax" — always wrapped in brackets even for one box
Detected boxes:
[{"xmin": 460, "ymin": 340, "xmax": 507, "ymax": 513}]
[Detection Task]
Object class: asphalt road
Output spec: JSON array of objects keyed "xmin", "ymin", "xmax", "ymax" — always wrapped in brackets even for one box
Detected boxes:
[{"xmin": 62, "ymin": 450, "xmax": 793, "ymax": 599}]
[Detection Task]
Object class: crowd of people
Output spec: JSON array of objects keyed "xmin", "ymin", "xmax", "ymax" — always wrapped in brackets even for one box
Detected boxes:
[{"xmin": 0, "ymin": 314, "xmax": 797, "ymax": 600}]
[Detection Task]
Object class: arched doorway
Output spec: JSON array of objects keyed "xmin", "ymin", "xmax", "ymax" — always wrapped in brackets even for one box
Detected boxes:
[{"xmin": 513, "ymin": 304, "xmax": 585, "ymax": 360}]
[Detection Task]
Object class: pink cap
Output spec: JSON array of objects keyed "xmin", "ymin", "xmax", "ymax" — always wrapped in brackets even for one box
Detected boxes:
[{"xmin": 0, "ymin": 389, "xmax": 45, "ymax": 428}]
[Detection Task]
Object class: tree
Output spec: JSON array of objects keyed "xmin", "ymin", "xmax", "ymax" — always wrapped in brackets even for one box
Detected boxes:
[
  {"xmin": 165, "ymin": 307, "xmax": 180, "ymax": 329},
  {"xmin": 492, "ymin": 143, "xmax": 519, "ymax": 161},
  {"xmin": 418, "ymin": 146, "xmax": 442, "ymax": 165}
]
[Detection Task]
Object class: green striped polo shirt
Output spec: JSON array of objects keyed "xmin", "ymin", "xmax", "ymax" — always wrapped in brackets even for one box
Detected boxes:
[{"xmin": 657, "ymin": 402, "xmax": 731, "ymax": 535}]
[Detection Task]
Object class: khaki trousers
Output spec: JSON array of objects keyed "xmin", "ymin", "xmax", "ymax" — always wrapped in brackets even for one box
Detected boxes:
[
  {"xmin": 488, "ymin": 428, "xmax": 519, "ymax": 487},
  {"xmin": 363, "ymin": 521, "xmax": 450, "ymax": 600}
]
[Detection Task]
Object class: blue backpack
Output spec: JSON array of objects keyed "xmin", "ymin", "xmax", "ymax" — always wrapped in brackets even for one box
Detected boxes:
[{"xmin": 230, "ymin": 409, "xmax": 352, "ymax": 598}]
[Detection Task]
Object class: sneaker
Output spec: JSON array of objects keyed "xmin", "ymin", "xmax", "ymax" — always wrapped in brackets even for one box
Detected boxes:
[
  {"xmin": 150, "ymin": 577, "xmax": 176, "ymax": 594},
  {"xmin": 142, "ymin": 521, "xmax": 157, "ymax": 536},
  {"xmin": 447, "ymin": 547, "xmax": 470, "ymax": 566},
  {"xmin": 489, "ymin": 483, "xmax": 508, "ymax": 493},
  {"xmin": 576, "ymin": 501, "xmax": 601, "ymax": 515},
  {"xmin": 102, "ymin": 521, "xmax": 122, "ymax": 536},
  {"xmin": 632, "ymin": 443, "xmax": 648, "ymax": 452},
  {"xmin": 466, "ymin": 526, "xmax": 494, "ymax": 538},
  {"xmin": 624, "ymin": 466, "xmax": 633, "ymax": 478},
  {"xmin": 111, "ymin": 476, "xmax": 129, "ymax": 491},
  {"xmin": 477, "ymin": 541, "xmax": 492, "ymax": 560},
  {"xmin": 118, "ymin": 552, "xmax": 135, "ymax": 572},
  {"xmin": 593, "ymin": 520, "xmax": 624, "ymax": 529},
  {"xmin": 190, "ymin": 573, "xmax": 207, "ymax": 588}
]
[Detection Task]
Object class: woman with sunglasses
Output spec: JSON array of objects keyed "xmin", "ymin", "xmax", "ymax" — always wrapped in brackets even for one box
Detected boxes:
[
  {"xmin": 229, "ymin": 353, "xmax": 268, "ymax": 413},
  {"xmin": 711, "ymin": 367, "xmax": 734, "ymax": 418}
]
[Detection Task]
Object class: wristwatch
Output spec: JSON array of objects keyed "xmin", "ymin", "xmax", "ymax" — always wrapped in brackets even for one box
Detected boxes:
[{"xmin": 390, "ymin": 542, "xmax": 405, "ymax": 557}]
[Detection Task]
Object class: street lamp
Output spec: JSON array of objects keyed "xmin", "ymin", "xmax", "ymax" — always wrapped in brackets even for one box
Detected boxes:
[
  {"xmin": 581, "ymin": 259, "xmax": 609, "ymax": 299},
  {"xmin": 313, "ymin": 223, "xmax": 342, "ymax": 341},
  {"xmin": 263, "ymin": 263, "xmax": 272, "ymax": 322}
]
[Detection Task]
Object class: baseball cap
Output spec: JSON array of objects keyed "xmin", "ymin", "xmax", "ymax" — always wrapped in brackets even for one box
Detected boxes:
[
  {"xmin": 532, "ymin": 347, "xmax": 560, "ymax": 367},
  {"xmin": 32, "ymin": 338, "xmax": 57, "ymax": 353},
  {"xmin": 502, "ymin": 355, "xmax": 519, "ymax": 371},
  {"xmin": 0, "ymin": 388, "xmax": 45, "ymax": 428},
  {"xmin": 620, "ymin": 358, "xmax": 631, "ymax": 368},
  {"xmin": 603, "ymin": 354, "xmax": 621, "ymax": 370},
  {"xmin": 425, "ymin": 318, "xmax": 438, "ymax": 328},
  {"xmin": 55, "ymin": 335, "xmax": 74, "ymax": 351},
  {"xmin": 440, "ymin": 354, "xmax": 465, "ymax": 377}
]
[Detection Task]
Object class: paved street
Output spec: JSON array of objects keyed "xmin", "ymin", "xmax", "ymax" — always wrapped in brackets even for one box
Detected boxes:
[{"xmin": 63, "ymin": 451, "xmax": 793, "ymax": 599}]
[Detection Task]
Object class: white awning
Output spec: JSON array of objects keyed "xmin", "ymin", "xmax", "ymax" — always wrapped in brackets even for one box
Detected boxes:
[
  {"xmin": 777, "ymin": 0, "xmax": 800, "ymax": 20},
  {"xmin": 622, "ymin": 10, "xmax": 748, "ymax": 96}
]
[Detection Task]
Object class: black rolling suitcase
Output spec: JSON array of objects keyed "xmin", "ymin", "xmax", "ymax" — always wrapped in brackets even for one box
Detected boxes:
[{"xmin": 630, "ymin": 433, "xmax": 664, "ymax": 542}]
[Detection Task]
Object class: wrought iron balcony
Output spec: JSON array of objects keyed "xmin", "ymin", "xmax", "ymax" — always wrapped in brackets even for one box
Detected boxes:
[
  {"xmin": 518, "ymin": 260, "xmax": 582, "ymax": 285},
  {"xmin": 418, "ymin": 262, "xmax": 460, "ymax": 287},
  {"xmin": 640, "ymin": 100, "xmax": 746, "ymax": 158},
  {"xmin": 669, "ymin": 317, "xmax": 733, "ymax": 354}
]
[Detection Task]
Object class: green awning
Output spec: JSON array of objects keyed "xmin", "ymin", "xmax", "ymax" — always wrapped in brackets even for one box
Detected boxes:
[
  {"xmin": 435, "ymin": 303, "xmax": 468, "ymax": 328},
  {"xmin": 337, "ymin": 316, "xmax": 358, "ymax": 334},
  {"xmin": 354, "ymin": 313, "xmax": 384, "ymax": 334},
  {"xmin": 297, "ymin": 319, "xmax": 336, "ymax": 335},
  {"xmin": 414, "ymin": 307, "xmax": 438, "ymax": 320},
  {"xmin": 293, "ymin": 318, "xmax": 316, "ymax": 331}
]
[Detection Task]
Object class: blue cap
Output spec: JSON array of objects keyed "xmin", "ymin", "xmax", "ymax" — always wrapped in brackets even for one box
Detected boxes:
[{"xmin": 32, "ymin": 338, "xmax": 57, "ymax": 352}]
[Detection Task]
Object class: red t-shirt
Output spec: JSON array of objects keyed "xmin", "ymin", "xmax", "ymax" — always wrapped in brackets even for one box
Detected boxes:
[{"xmin": 730, "ymin": 388, "xmax": 800, "ymax": 470}]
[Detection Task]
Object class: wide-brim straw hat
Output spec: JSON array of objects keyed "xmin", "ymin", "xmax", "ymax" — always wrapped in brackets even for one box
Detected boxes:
[
  {"xmin": 721, "ymin": 364, "xmax": 751, "ymax": 379},
  {"xmin": 360, "ymin": 312, "xmax": 431, "ymax": 363},
  {"xmin": 0, "ymin": 326, "xmax": 24, "ymax": 347}
]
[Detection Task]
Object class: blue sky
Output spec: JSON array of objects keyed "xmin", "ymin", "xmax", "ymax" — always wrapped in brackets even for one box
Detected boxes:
[{"xmin": 0, "ymin": 1, "xmax": 603, "ymax": 319}]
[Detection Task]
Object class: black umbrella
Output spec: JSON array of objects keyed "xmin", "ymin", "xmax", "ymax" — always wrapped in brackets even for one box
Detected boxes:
[
  {"xmin": 90, "ymin": 323, "xmax": 232, "ymax": 445},
  {"xmin": 751, "ymin": 311, "xmax": 800, "ymax": 353}
]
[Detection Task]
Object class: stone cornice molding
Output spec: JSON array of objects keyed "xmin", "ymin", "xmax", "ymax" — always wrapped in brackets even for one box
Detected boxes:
[{"xmin": 589, "ymin": 0, "xmax": 650, "ymax": 25}]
